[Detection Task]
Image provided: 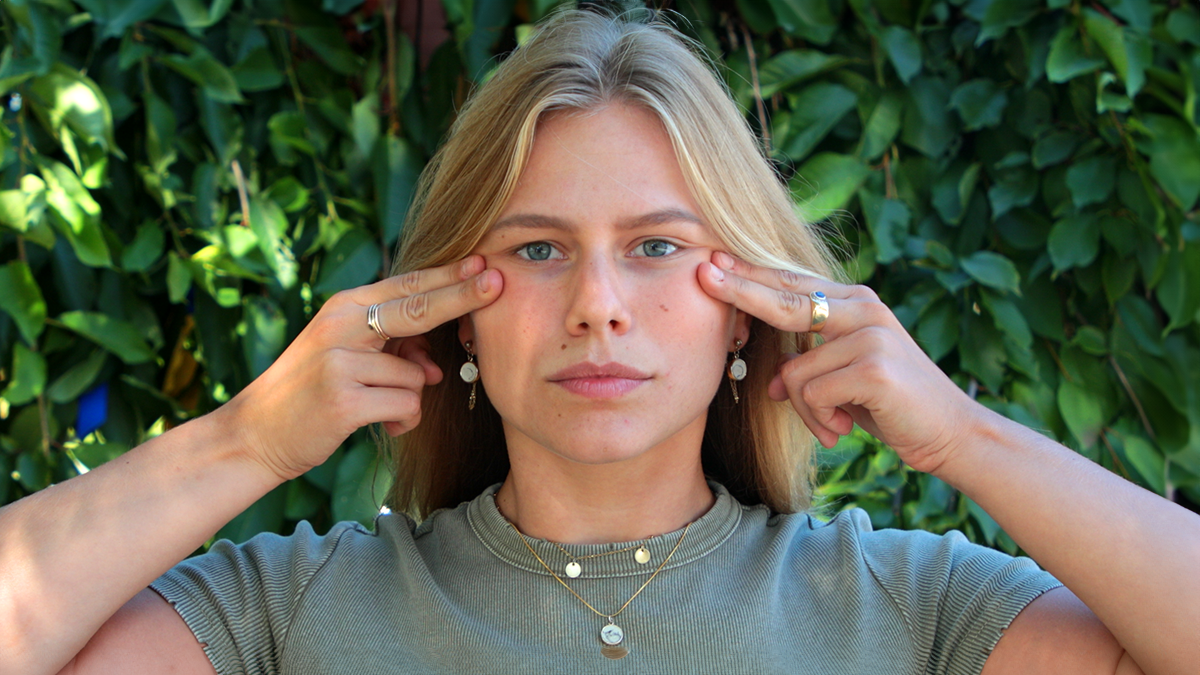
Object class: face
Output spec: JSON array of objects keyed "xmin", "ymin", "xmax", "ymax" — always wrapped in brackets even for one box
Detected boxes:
[{"xmin": 461, "ymin": 102, "xmax": 749, "ymax": 466}]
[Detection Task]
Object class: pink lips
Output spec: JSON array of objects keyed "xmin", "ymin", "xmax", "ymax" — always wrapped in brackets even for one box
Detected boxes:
[{"xmin": 548, "ymin": 362, "xmax": 651, "ymax": 399}]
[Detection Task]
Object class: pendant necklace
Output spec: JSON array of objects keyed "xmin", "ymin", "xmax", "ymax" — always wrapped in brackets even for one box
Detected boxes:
[
  {"xmin": 509, "ymin": 519, "xmax": 691, "ymax": 660},
  {"xmin": 553, "ymin": 540, "xmax": 652, "ymax": 578}
]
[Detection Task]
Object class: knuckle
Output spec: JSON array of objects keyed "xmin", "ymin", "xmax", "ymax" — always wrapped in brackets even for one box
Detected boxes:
[
  {"xmin": 777, "ymin": 268, "xmax": 805, "ymax": 292},
  {"xmin": 398, "ymin": 293, "xmax": 429, "ymax": 325},
  {"xmin": 799, "ymin": 380, "xmax": 820, "ymax": 405},
  {"xmin": 851, "ymin": 284, "xmax": 879, "ymax": 301},
  {"xmin": 397, "ymin": 269, "xmax": 424, "ymax": 296},
  {"xmin": 777, "ymin": 289, "xmax": 803, "ymax": 316}
]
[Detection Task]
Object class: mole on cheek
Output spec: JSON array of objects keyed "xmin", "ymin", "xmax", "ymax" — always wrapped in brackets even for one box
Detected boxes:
[
  {"xmin": 659, "ymin": 304, "xmax": 669, "ymax": 312},
  {"xmin": 560, "ymin": 344, "xmax": 567, "ymax": 350}
]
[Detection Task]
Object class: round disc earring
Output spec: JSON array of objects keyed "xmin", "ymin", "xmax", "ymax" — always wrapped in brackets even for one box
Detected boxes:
[
  {"xmin": 461, "ymin": 341, "xmax": 479, "ymax": 410},
  {"xmin": 727, "ymin": 339, "xmax": 747, "ymax": 404}
]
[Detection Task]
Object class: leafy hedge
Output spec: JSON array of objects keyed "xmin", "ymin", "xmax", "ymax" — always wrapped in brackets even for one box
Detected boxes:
[{"xmin": 1, "ymin": 0, "xmax": 1197, "ymax": 552}]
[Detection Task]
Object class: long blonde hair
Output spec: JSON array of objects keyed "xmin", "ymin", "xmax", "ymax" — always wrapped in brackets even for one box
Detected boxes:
[{"xmin": 379, "ymin": 5, "xmax": 849, "ymax": 519}]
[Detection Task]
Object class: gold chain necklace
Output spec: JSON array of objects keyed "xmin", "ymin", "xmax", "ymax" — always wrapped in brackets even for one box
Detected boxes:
[
  {"xmin": 508, "ymin": 520, "xmax": 692, "ymax": 660},
  {"xmin": 552, "ymin": 540, "xmax": 651, "ymax": 578}
]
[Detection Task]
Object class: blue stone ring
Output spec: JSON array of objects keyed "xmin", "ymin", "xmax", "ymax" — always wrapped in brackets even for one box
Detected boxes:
[{"xmin": 809, "ymin": 291, "xmax": 829, "ymax": 333}]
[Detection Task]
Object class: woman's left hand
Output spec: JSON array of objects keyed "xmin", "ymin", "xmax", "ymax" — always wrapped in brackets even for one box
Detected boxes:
[{"xmin": 698, "ymin": 250, "xmax": 985, "ymax": 476}]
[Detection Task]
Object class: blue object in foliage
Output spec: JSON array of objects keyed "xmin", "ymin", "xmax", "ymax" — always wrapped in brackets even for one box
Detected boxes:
[{"xmin": 76, "ymin": 382, "xmax": 109, "ymax": 439}]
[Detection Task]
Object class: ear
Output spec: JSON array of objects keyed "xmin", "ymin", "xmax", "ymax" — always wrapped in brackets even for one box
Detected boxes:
[{"xmin": 457, "ymin": 313, "xmax": 476, "ymax": 351}]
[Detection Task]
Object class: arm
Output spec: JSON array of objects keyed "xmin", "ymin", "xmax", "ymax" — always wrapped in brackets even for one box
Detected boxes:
[
  {"xmin": 0, "ymin": 257, "xmax": 501, "ymax": 675},
  {"xmin": 0, "ymin": 408, "xmax": 282, "ymax": 675},
  {"xmin": 937, "ymin": 406, "xmax": 1199, "ymax": 675}
]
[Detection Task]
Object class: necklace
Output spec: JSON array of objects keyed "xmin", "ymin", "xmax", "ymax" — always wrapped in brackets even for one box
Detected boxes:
[
  {"xmin": 552, "ymin": 540, "xmax": 652, "ymax": 578},
  {"xmin": 508, "ymin": 520, "xmax": 691, "ymax": 660}
]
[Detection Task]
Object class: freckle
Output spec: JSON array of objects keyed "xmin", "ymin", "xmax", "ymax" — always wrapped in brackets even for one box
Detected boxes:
[
  {"xmin": 659, "ymin": 304, "xmax": 669, "ymax": 312},
  {"xmin": 560, "ymin": 343, "xmax": 567, "ymax": 350}
]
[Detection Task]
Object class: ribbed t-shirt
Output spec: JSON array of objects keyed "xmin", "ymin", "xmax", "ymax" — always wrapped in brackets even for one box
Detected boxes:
[{"xmin": 150, "ymin": 481, "xmax": 1063, "ymax": 674}]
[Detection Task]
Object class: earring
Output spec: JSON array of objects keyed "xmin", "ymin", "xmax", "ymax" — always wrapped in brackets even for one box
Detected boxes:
[
  {"xmin": 460, "ymin": 341, "xmax": 479, "ymax": 410},
  {"xmin": 727, "ymin": 339, "xmax": 747, "ymax": 404}
]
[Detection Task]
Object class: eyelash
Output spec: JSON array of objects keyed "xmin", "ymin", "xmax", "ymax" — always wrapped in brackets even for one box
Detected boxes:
[{"xmin": 513, "ymin": 239, "xmax": 681, "ymax": 261}]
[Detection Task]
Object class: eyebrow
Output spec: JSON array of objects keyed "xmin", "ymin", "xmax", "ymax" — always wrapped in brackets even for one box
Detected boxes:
[{"xmin": 490, "ymin": 207, "xmax": 704, "ymax": 233}]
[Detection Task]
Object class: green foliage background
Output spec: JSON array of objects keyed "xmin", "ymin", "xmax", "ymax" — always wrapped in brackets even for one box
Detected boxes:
[{"xmin": 1, "ymin": 0, "xmax": 1198, "ymax": 554}]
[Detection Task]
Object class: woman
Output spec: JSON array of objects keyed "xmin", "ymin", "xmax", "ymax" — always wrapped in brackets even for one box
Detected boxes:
[{"xmin": 2, "ymin": 7, "xmax": 1195, "ymax": 675}]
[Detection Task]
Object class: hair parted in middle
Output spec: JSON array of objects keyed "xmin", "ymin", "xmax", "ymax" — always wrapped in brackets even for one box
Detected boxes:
[{"xmin": 377, "ymin": 5, "xmax": 850, "ymax": 520}]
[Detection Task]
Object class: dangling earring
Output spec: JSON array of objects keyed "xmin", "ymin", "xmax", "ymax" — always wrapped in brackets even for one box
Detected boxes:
[
  {"xmin": 460, "ymin": 341, "xmax": 479, "ymax": 410},
  {"xmin": 727, "ymin": 339, "xmax": 747, "ymax": 404}
]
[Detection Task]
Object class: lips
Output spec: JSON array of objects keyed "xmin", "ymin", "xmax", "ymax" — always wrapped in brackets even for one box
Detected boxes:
[
  {"xmin": 547, "ymin": 362, "xmax": 652, "ymax": 381},
  {"xmin": 548, "ymin": 362, "xmax": 651, "ymax": 399}
]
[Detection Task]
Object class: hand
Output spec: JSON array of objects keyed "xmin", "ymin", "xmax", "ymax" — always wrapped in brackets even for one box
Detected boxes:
[
  {"xmin": 220, "ymin": 255, "xmax": 503, "ymax": 482},
  {"xmin": 697, "ymin": 251, "xmax": 981, "ymax": 476}
]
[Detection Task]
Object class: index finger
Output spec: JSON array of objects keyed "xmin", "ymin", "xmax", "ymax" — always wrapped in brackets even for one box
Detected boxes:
[
  {"xmin": 349, "ymin": 255, "xmax": 486, "ymax": 307},
  {"xmin": 371, "ymin": 267, "xmax": 503, "ymax": 341}
]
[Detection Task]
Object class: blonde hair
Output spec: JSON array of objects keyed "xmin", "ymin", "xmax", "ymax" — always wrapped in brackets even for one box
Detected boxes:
[{"xmin": 378, "ymin": 5, "xmax": 849, "ymax": 519}]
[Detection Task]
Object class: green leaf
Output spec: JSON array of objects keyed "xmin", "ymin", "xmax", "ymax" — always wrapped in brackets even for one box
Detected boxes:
[
  {"xmin": 880, "ymin": 26, "xmax": 921, "ymax": 85},
  {"xmin": 1082, "ymin": 9, "xmax": 1149, "ymax": 96},
  {"xmin": 959, "ymin": 250, "xmax": 1022, "ymax": 296},
  {"xmin": 980, "ymin": 288, "xmax": 1032, "ymax": 349},
  {"xmin": 231, "ymin": 46, "xmax": 284, "ymax": 92},
  {"xmin": 987, "ymin": 167, "xmax": 1038, "ymax": 220},
  {"xmin": 930, "ymin": 162, "xmax": 981, "ymax": 226},
  {"xmin": 121, "ymin": 221, "xmax": 165, "ymax": 272},
  {"xmin": 1101, "ymin": 249, "xmax": 1137, "ymax": 306},
  {"xmin": 72, "ymin": 0, "xmax": 170, "ymax": 39},
  {"xmin": 960, "ymin": 312, "xmax": 1007, "ymax": 394},
  {"xmin": 1166, "ymin": 6, "xmax": 1200, "ymax": 46},
  {"xmin": 248, "ymin": 198, "xmax": 298, "ymax": 289},
  {"xmin": 768, "ymin": 0, "xmax": 837, "ymax": 45},
  {"xmin": 916, "ymin": 297, "xmax": 958, "ymax": 363},
  {"xmin": 1058, "ymin": 379, "xmax": 1105, "ymax": 448},
  {"xmin": 285, "ymin": 477, "xmax": 324, "ymax": 520},
  {"xmin": 313, "ymin": 228, "xmax": 382, "ymax": 295},
  {"xmin": 47, "ymin": 349, "xmax": 108, "ymax": 403},
  {"xmin": 216, "ymin": 482, "xmax": 287, "ymax": 544},
  {"xmin": 976, "ymin": 0, "xmax": 1040, "ymax": 46},
  {"xmin": 1155, "ymin": 241, "xmax": 1200, "ymax": 335},
  {"xmin": 1048, "ymin": 212, "xmax": 1101, "ymax": 273},
  {"xmin": 1135, "ymin": 115, "xmax": 1200, "ymax": 212},
  {"xmin": 374, "ymin": 136, "xmax": 423, "ymax": 247},
  {"xmin": 1046, "ymin": 25, "xmax": 1106, "ymax": 83},
  {"xmin": 166, "ymin": 252, "xmax": 192, "ymax": 304},
  {"xmin": 948, "ymin": 78, "xmax": 1007, "ymax": 131},
  {"xmin": 267, "ymin": 111, "xmax": 315, "ymax": 164},
  {"xmin": 58, "ymin": 311, "xmax": 156, "ymax": 364},
  {"xmin": 166, "ymin": 0, "xmax": 234, "ymax": 29},
  {"xmin": 36, "ymin": 158, "xmax": 112, "ymax": 268},
  {"xmin": 858, "ymin": 191, "xmax": 909, "ymax": 264},
  {"xmin": 27, "ymin": 63, "xmax": 120, "ymax": 156},
  {"xmin": 901, "ymin": 76, "xmax": 958, "ymax": 159},
  {"xmin": 242, "ymin": 296, "xmax": 287, "ymax": 379},
  {"xmin": 0, "ymin": 261, "xmax": 47, "ymax": 345},
  {"xmin": 1121, "ymin": 434, "xmax": 1164, "ymax": 495},
  {"xmin": 5, "ymin": 0, "xmax": 62, "ymax": 75},
  {"xmin": 144, "ymin": 88, "xmax": 177, "ymax": 174},
  {"xmin": 332, "ymin": 441, "xmax": 392, "ymax": 528},
  {"xmin": 789, "ymin": 153, "xmax": 871, "ymax": 223},
  {"xmin": 776, "ymin": 82, "xmax": 857, "ymax": 161},
  {"xmin": 1071, "ymin": 325, "xmax": 1107, "ymax": 356},
  {"xmin": 1065, "ymin": 155, "xmax": 1116, "ymax": 208},
  {"xmin": 294, "ymin": 25, "xmax": 366, "ymax": 75},
  {"xmin": 756, "ymin": 50, "xmax": 848, "ymax": 98},
  {"xmin": 197, "ymin": 93, "xmax": 243, "ymax": 166},
  {"xmin": 161, "ymin": 49, "xmax": 244, "ymax": 104},
  {"xmin": 2, "ymin": 343, "xmax": 47, "ymax": 405},
  {"xmin": 1031, "ymin": 130, "xmax": 1082, "ymax": 169},
  {"xmin": 70, "ymin": 442, "xmax": 129, "ymax": 469},
  {"xmin": 856, "ymin": 89, "xmax": 903, "ymax": 161}
]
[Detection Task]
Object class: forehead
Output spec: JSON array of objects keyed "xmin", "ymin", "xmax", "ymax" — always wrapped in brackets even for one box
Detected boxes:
[{"xmin": 494, "ymin": 103, "xmax": 705, "ymax": 229}]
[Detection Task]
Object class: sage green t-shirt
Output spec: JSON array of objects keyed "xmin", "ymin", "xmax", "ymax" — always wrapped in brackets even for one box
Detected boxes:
[{"xmin": 150, "ymin": 482, "xmax": 1062, "ymax": 674}]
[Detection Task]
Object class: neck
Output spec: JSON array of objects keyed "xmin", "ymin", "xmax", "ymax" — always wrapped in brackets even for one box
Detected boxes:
[{"xmin": 494, "ymin": 420, "xmax": 716, "ymax": 545}]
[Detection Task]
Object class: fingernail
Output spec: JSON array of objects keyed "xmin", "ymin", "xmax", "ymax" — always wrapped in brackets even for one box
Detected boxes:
[
  {"xmin": 477, "ymin": 270, "xmax": 492, "ymax": 293},
  {"xmin": 713, "ymin": 251, "xmax": 735, "ymax": 270},
  {"xmin": 710, "ymin": 264, "xmax": 725, "ymax": 282},
  {"xmin": 462, "ymin": 256, "xmax": 482, "ymax": 278}
]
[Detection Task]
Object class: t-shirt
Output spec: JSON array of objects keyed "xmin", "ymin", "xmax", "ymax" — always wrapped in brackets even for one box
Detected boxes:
[{"xmin": 150, "ymin": 481, "xmax": 1063, "ymax": 674}]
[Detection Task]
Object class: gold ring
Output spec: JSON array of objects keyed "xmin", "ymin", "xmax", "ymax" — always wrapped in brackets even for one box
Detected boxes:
[
  {"xmin": 809, "ymin": 291, "xmax": 829, "ymax": 333},
  {"xmin": 367, "ymin": 303, "xmax": 391, "ymax": 341}
]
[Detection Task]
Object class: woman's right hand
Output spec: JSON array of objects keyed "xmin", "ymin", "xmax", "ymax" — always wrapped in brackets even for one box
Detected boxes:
[{"xmin": 220, "ymin": 255, "xmax": 503, "ymax": 483}]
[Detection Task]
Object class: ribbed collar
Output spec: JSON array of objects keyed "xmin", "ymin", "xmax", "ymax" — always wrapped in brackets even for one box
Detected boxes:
[{"xmin": 466, "ymin": 480, "xmax": 742, "ymax": 579}]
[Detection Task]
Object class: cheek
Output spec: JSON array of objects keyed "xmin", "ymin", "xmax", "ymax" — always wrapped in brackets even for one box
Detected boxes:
[{"xmin": 468, "ymin": 269, "xmax": 563, "ymax": 368}]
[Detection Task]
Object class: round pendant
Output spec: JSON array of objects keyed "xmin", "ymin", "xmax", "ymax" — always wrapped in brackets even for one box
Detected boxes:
[
  {"xmin": 565, "ymin": 561, "xmax": 581, "ymax": 578},
  {"xmin": 634, "ymin": 547, "xmax": 651, "ymax": 564},
  {"xmin": 600, "ymin": 622, "xmax": 624, "ymax": 646},
  {"xmin": 459, "ymin": 361, "xmax": 479, "ymax": 383},
  {"xmin": 728, "ymin": 358, "xmax": 747, "ymax": 381}
]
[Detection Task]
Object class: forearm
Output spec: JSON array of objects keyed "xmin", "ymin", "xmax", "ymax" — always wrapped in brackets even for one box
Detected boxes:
[
  {"xmin": 933, "ymin": 405, "xmax": 1200, "ymax": 675},
  {"xmin": 0, "ymin": 405, "xmax": 283, "ymax": 675}
]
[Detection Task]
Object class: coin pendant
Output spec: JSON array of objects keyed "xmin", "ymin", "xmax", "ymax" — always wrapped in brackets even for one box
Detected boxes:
[
  {"xmin": 728, "ymin": 358, "xmax": 747, "ymax": 381},
  {"xmin": 600, "ymin": 622, "xmax": 624, "ymax": 646},
  {"xmin": 601, "ymin": 645, "xmax": 628, "ymax": 660},
  {"xmin": 634, "ymin": 547, "xmax": 650, "ymax": 564},
  {"xmin": 459, "ymin": 361, "xmax": 479, "ymax": 383},
  {"xmin": 565, "ymin": 561, "xmax": 581, "ymax": 578}
]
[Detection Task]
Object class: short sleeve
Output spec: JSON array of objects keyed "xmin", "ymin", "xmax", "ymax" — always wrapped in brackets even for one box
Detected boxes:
[
  {"xmin": 149, "ymin": 520, "xmax": 362, "ymax": 675},
  {"xmin": 854, "ymin": 513, "xmax": 1064, "ymax": 675}
]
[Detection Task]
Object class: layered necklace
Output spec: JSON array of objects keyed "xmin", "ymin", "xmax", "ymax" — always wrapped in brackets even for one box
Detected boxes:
[{"xmin": 508, "ymin": 520, "xmax": 692, "ymax": 660}]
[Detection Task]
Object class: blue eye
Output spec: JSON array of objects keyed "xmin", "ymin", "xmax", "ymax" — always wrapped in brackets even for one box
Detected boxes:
[
  {"xmin": 635, "ymin": 240, "xmax": 677, "ymax": 257},
  {"xmin": 517, "ymin": 242, "xmax": 562, "ymax": 261}
]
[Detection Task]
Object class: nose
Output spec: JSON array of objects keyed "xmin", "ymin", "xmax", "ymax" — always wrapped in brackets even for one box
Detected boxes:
[{"xmin": 563, "ymin": 252, "xmax": 632, "ymax": 337}]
